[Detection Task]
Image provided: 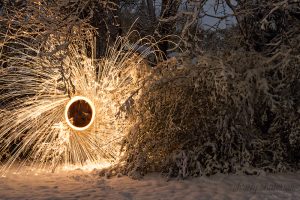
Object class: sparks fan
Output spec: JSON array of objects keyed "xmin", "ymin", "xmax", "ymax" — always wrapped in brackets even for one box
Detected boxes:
[{"xmin": 0, "ymin": 29, "xmax": 157, "ymax": 173}]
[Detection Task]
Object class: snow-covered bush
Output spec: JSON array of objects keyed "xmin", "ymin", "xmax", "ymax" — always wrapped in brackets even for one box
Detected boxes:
[{"xmin": 115, "ymin": 49, "xmax": 300, "ymax": 178}]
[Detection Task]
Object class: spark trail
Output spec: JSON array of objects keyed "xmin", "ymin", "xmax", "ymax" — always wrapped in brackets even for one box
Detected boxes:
[{"xmin": 0, "ymin": 30, "xmax": 159, "ymax": 174}]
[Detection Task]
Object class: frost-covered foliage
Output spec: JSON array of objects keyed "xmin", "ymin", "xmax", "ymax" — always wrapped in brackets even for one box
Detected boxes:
[
  {"xmin": 112, "ymin": 49, "xmax": 300, "ymax": 178},
  {"xmin": 234, "ymin": 0, "xmax": 300, "ymax": 54}
]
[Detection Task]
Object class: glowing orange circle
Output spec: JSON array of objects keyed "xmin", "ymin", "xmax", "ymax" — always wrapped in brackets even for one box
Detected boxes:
[{"xmin": 64, "ymin": 96, "xmax": 96, "ymax": 131}]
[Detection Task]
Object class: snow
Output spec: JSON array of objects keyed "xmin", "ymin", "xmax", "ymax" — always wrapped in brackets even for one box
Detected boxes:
[{"xmin": 0, "ymin": 166, "xmax": 299, "ymax": 200}]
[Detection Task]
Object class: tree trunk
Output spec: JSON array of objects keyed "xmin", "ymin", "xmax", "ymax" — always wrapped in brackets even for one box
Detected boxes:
[{"xmin": 157, "ymin": 0, "xmax": 181, "ymax": 59}]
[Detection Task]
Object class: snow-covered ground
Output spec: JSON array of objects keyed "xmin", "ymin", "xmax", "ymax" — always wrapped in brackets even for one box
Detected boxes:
[{"xmin": 0, "ymin": 166, "xmax": 299, "ymax": 200}]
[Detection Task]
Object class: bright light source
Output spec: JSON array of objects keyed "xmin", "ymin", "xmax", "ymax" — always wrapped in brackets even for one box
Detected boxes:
[{"xmin": 65, "ymin": 96, "xmax": 96, "ymax": 131}]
